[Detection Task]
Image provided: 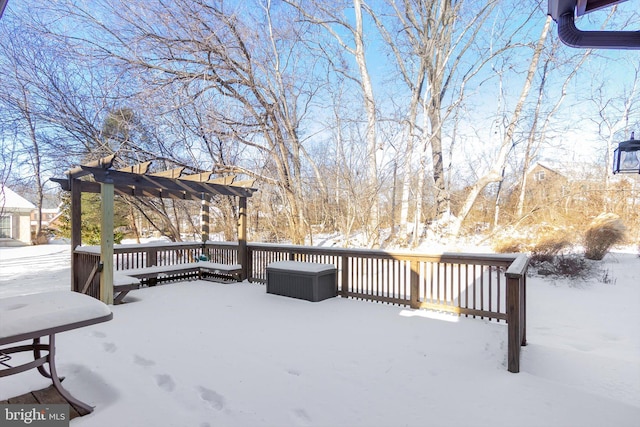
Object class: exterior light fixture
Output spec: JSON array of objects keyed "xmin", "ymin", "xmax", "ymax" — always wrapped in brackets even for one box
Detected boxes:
[{"xmin": 613, "ymin": 132, "xmax": 640, "ymax": 174}]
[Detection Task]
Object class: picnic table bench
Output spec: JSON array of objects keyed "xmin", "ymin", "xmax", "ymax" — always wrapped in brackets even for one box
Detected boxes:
[{"xmin": 0, "ymin": 291, "xmax": 113, "ymax": 415}]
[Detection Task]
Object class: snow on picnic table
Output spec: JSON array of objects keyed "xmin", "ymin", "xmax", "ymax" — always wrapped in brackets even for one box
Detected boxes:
[{"xmin": 0, "ymin": 243, "xmax": 639, "ymax": 427}]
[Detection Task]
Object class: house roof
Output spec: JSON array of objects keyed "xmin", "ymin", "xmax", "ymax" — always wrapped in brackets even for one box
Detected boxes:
[
  {"xmin": 527, "ymin": 161, "xmax": 567, "ymax": 178},
  {"xmin": 526, "ymin": 160, "xmax": 607, "ymax": 182},
  {"xmin": 0, "ymin": 186, "xmax": 36, "ymax": 210}
]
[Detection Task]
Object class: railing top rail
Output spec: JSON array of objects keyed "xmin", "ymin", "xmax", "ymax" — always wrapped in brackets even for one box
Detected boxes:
[
  {"xmin": 247, "ymin": 242, "xmax": 520, "ymax": 266},
  {"xmin": 75, "ymin": 240, "xmax": 241, "ymax": 255},
  {"xmin": 74, "ymin": 241, "xmax": 205, "ymax": 255},
  {"xmin": 74, "ymin": 246, "xmax": 101, "ymax": 255},
  {"xmin": 505, "ymin": 253, "xmax": 531, "ymax": 278},
  {"xmin": 204, "ymin": 241, "xmax": 241, "ymax": 248},
  {"xmin": 74, "ymin": 240, "xmax": 527, "ymax": 271}
]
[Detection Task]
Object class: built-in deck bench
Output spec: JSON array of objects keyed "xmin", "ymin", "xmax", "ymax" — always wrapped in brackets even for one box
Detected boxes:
[
  {"xmin": 74, "ymin": 244, "xmax": 243, "ymax": 304},
  {"xmin": 119, "ymin": 263, "xmax": 201, "ymax": 285},
  {"xmin": 122, "ymin": 262, "xmax": 241, "ymax": 283},
  {"xmin": 196, "ymin": 262, "xmax": 243, "ymax": 282},
  {"xmin": 113, "ymin": 273, "xmax": 142, "ymax": 304},
  {"xmin": 112, "ymin": 262, "xmax": 242, "ymax": 301}
]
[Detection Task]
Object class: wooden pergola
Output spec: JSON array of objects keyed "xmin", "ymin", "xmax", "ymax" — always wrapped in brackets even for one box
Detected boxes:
[{"xmin": 51, "ymin": 155, "xmax": 257, "ymax": 304}]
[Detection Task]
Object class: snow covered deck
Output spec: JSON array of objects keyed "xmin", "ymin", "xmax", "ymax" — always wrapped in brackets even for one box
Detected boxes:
[
  {"xmin": 1, "ymin": 245, "xmax": 639, "ymax": 427},
  {"xmin": 72, "ymin": 241, "xmax": 529, "ymax": 372}
]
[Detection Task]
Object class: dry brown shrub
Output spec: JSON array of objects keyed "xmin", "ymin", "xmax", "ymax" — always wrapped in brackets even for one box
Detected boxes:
[
  {"xmin": 492, "ymin": 237, "xmax": 526, "ymax": 253},
  {"xmin": 530, "ymin": 231, "xmax": 573, "ymax": 263},
  {"xmin": 584, "ymin": 213, "xmax": 626, "ymax": 260}
]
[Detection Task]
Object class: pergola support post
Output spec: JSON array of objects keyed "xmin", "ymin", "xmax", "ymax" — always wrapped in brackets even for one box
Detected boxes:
[
  {"xmin": 100, "ymin": 182, "xmax": 114, "ymax": 305},
  {"xmin": 238, "ymin": 197, "xmax": 248, "ymax": 281},
  {"xmin": 201, "ymin": 197, "xmax": 210, "ymax": 243},
  {"xmin": 70, "ymin": 179, "xmax": 82, "ymax": 292}
]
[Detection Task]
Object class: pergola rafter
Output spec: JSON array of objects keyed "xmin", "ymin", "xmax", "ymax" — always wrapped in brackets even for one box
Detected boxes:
[{"xmin": 52, "ymin": 155, "xmax": 257, "ymax": 304}]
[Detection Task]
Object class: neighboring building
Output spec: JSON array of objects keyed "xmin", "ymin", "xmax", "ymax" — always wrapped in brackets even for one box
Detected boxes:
[
  {"xmin": 525, "ymin": 162, "xmax": 570, "ymax": 201},
  {"xmin": 30, "ymin": 207, "xmax": 60, "ymax": 233},
  {"xmin": 0, "ymin": 186, "xmax": 36, "ymax": 246},
  {"xmin": 512, "ymin": 160, "xmax": 638, "ymax": 221}
]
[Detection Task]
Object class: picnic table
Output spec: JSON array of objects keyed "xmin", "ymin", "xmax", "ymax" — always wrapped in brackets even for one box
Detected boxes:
[{"xmin": 0, "ymin": 291, "xmax": 113, "ymax": 414}]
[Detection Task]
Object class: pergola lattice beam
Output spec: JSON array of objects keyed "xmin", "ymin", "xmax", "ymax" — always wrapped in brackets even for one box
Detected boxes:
[
  {"xmin": 150, "ymin": 167, "xmax": 185, "ymax": 178},
  {"xmin": 65, "ymin": 154, "xmax": 115, "ymax": 179},
  {"xmin": 51, "ymin": 178, "xmax": 204, "ymax": 201},
  {"xmin": 117, "ymin": 161, "xmax": 152, "ymax": 175},
  {"xmin": 209, "ymin": 176, "xmax": 235, "ymax": 185},
  {"xmin": 82, "ymin": 166, "xmax": 256, "ymax": 198},
  {"xmin": 180, "ymin": 171, "xmax": 214, "ymax": 182}
]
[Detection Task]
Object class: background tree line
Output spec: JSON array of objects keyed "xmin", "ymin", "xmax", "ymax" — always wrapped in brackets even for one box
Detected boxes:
[{"xmin": 1, "ymin": 0, "xmax": 638, "ymax": 247}]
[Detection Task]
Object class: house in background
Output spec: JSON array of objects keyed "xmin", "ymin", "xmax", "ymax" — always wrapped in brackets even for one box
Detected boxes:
[
  {"xmin": 30, "ymin": 196, "xmax": 62, "ymax": 239},
  {"xmin": 0, "ymin": 186, "xmax": 36, "ymax": 246},
  {"xmin": 525, "ymin": 162, "xmax": 570, "ymax": 201},
  {"xmin": 31, "ymin": 208, "xmax": 59, "ymax": 231}
]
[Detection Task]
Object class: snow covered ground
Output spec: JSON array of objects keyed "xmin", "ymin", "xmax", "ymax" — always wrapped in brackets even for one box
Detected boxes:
[{"xmin": 0, "ymin": 244, "xmax": 639, "ymax": 427}]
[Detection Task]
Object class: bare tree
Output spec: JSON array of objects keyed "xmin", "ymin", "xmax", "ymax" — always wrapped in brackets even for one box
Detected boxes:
[
  {"xmin": 0, "ymin": 20, "xmax": 52, "ymax": 242},
  {"xmin": 284, "ymin": 0, "xmax": 382, "ymax": 246},
  {"xmin": 514, "ymin": 43, "xmax": 592, "ymax": 219},
  {"xmin": 390, "ymin": 0, "xmax": 501, "ymax": 243},
  {"xmin": 47, "ymin": 0, "xmax": 332, "ymax": 244},
  {"xmin": 449, "ymin": 14, "xmax": 553, "ymax": 237},
  {"xmin": 590, "ymin": 59, "xmax": 639, "ymax": 211}
]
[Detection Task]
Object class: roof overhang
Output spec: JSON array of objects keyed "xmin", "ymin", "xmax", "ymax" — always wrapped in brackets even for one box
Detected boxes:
[
  {"xmin": 548, "ymin": 0, "xmax": 639, "ymax": 49},
  {"xmin": 0, "ymin": 0, "xmax": 8, "ymax": 19}
]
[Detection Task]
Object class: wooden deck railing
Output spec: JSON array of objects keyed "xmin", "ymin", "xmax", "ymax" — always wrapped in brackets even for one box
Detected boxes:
[{"xmin": 73, "ymin": 241, "xmax": 529, "ymax": 372}]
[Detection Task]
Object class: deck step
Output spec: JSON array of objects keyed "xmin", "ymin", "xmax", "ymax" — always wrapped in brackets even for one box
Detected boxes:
[{"xmin": 1, "ymin": 384, "xmax": 85, "ymax": 419}]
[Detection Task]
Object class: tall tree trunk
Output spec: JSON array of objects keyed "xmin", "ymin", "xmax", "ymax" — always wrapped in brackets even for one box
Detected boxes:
[
  {"xmin": 24, "ymin": 97, "xmax": 44, "ymax": 243},
  {"xmin": 516, "ymin": 45, "xmax": 591, "ymax": 218},
  {"xmin": 285, "ymin": 0, "xmax": 380, "ymax": 246},
  {"xmin": 399, "ymin": 68, "xmax": 426, "ymax": 243},
  {"xmin": 353, "ymin": 0, "xmax": 380, "ymax": 246},
  {"xmin": 450, "ymin": 15, "xmax": 552, "ymax": 237}
]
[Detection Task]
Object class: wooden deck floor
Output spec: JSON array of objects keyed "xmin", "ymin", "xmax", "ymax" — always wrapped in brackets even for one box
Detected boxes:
[{"xmin": 0, "ymin": 385, "xmax": 86, "ymax": 419}]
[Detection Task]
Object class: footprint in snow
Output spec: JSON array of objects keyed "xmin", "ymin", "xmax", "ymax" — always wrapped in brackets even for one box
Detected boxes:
[
  {"xmin": 155, "ymin": 374, "xmax": 176, "ymax": 392},
  {"xmin": 133, "ymin": 355, "xmax": 156, "ymax": 367},
  {"xmin": 103, "ymin": 342, "xmax": 117, "ymax": 353},
  {"xmin": 290, "ymin": 408, "xmax": 312, "ymax": 426},
  {"xmin": 198, "ymin": 386, "xmax": 225, "ymax": 411}
]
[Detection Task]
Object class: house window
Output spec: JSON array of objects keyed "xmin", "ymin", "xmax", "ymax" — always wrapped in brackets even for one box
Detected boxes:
[
  {"xmin": 534, "ymin": 171, "xmax": 545, "ymax": 181},
  {"xmin": 0, "ymin": 215, "xmax": 11, "ymax": 238}
]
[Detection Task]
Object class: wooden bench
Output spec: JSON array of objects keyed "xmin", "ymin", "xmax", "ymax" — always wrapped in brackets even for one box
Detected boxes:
[
  {"xmin": 119, "ymin": 263, "xmax": 202, "ymax": 285},
  {"xmin": 196, "ymin": 262, "xmax": 242, "ymax": 283},
  {"xmin": 95, "ymin": 262, "xmax": 244, "ymax": 304},
  {"xmin": 0, "ymin": 291, "xmax": 113, "ymax": 415},
  {"xmin": 113, "ymin": 273, "xmax": 142, "ymax": 304}
]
